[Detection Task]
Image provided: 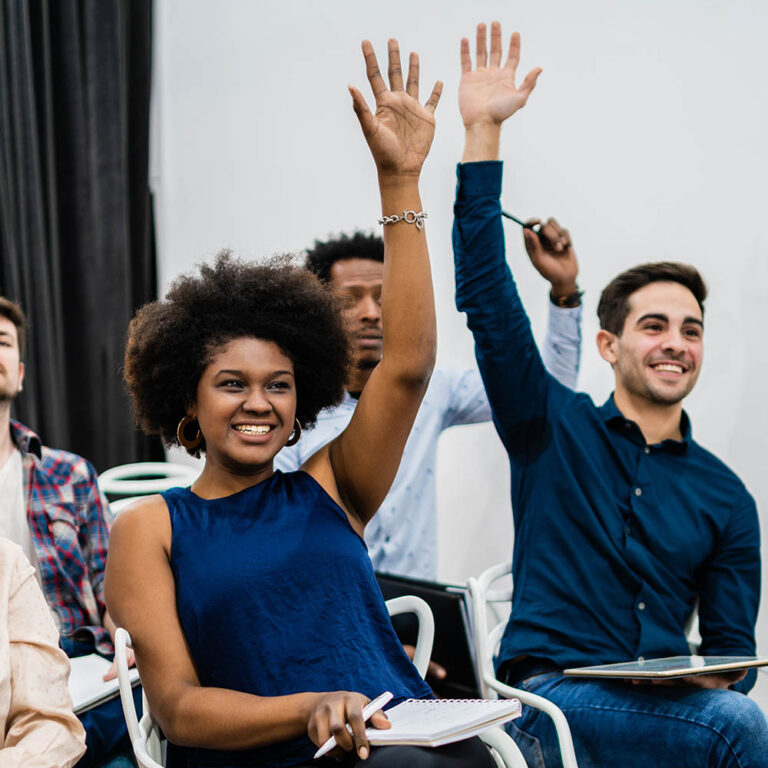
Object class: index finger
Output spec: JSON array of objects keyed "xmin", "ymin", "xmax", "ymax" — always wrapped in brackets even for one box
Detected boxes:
[
  {"xmin": 347, "ymin": 701, "xmax": 370, "ymax": 760},
  {"xmin": 362, "ymin": 40, "xmax": 387, "ymax": 99},
  {"xmin": 460, "ymin": 37, "xmax": 471, "ymax": 73},
  {"xmin": 504, "ymin": 31, "xmax": 521, "ymax": 75}
]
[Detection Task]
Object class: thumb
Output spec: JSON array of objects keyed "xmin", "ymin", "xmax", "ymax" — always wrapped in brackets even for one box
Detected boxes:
[
  {"xmin": 523, "ymin": 228, "xmax": 541, "ymax": 259},
  {"xmin": 368, "ymin": 710, "xmax": 391, "ymax": 730},
  {"xmin": 349, "ymin": 86, "xmax": 376, "ymax": 137}
]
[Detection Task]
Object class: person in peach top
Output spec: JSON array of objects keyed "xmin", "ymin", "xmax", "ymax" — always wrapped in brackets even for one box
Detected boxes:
[{"xmin": 0, "ymin": 537, "xmax": 85, "ymax": 767}]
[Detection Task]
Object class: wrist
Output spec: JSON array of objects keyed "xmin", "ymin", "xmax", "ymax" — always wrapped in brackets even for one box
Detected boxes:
[
  {"xmin": 462, "ymin": 122, "xmax": 501, "ymax": 163},
  {"xmin": 377, "ymin": 170, "xmax": 421, "ymax": 189},
  {"xmin": 550, "ymin": 283, "xmax": 582, "ymax": 308}
]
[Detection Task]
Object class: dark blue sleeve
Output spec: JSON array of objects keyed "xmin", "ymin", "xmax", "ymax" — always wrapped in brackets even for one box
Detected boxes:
[
  {"xmin": 697, "ymin": 491, "xmax": 761, "ymax": 694},
  {"xmin": 452, "ymin": 161, "xmax": 569, "ymax": 461}
]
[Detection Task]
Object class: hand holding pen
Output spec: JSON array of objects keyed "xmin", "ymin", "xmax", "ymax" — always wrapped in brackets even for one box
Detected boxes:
[
  {"xmin": 312, "ymin": 690, "xmax": 393, "ymax": 760},
  {"xmin": 504, "ymin": 212, "xmax": 580, "ymax": 300}
]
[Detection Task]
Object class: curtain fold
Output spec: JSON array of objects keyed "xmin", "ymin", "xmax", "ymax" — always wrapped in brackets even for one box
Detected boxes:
[{"xmin": 0, "ymin": 0, "xmax": 162, "ymax": 470}]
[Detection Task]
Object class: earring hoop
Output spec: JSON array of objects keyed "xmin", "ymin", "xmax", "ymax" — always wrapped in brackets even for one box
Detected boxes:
[
  {"xmin": 176, "ymin": 415, "xmax": 202, "ymax": 450},
  {"xmin": 285, "ymin": 418, "xmax": 302, "ymax": 447}
]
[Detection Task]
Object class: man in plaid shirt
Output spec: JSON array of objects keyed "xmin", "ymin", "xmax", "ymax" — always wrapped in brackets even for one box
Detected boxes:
[{"xmin": 0, "ymin": 296, "xmax": 136, "ymax": 767}]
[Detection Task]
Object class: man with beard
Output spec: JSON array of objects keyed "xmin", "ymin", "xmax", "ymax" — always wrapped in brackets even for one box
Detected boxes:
[
  {"xmin": 452, "ymin": 21, "xmax": 766, "ymax": 767},
  {"xmin": 275, "ymin": 231, "xmax": 582, "ymax": 580},
  {"xmin": 0, "ymin": 296, "xmax": 136, "ymax": 767}
]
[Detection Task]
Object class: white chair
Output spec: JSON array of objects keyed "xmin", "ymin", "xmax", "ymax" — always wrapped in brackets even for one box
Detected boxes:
[
  {"xmin": 115, "ymin": 596, "xmax": 528, "ymax": 767},
  {"xmin": 98, "ymin": 462, "xmax": 199, "ymax": 497},
  {"xmin": 467, "ymin": 562, "xmax": 579, "ymax": 768},
  {"xmin": 115, "ymin": 627, "xmax": 163, "ymax": 768}
]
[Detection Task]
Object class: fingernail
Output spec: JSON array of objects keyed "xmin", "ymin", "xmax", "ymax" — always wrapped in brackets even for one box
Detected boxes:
[{"xmin": 359, "ymin": 746, "xmax": 369, "ymax": 759}]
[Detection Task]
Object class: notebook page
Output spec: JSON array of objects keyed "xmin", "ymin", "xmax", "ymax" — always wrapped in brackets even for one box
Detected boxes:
[{"xmin": 366, "ymin": 698, "xmax": 521, "ymax": 743}]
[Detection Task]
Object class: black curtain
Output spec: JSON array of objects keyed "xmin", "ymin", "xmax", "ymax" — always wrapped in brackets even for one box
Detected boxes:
[{"xmin": 0, "ymin": 0, "xmax": 163, "ymax": 470}]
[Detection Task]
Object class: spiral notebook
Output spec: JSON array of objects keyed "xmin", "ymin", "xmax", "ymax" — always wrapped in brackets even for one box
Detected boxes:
[{"xmin": 365, "ymin": 697, "xmax": 522, "ymax": 747}]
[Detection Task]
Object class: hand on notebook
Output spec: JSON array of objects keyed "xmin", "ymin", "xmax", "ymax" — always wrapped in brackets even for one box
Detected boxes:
[
  {"xmin": 306, "ymin": 691, "xmax": 391, "ymax": 760},
  {"xmin": 631, "ymin": 669, "xmax": 747, "ymax": 690},
  {"xmin": 102, "ymin": 647, "xmax": 135, "ymax": 682},
  {"xmin": 403, "ymin": 644, "xmax": 447, "ymax": 681}
]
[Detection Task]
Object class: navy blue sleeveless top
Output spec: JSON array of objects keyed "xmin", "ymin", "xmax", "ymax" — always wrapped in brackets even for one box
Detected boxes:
[{"xmin": 163, "ymin": 470, "xmax": 431, "ymax": 768}]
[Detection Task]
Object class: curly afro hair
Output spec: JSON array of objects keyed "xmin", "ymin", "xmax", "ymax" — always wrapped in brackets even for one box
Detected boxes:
[
  {"xmin": 305, "ymin": 231, "xmax": 383, "ymax": 284},
  {"xmin": 124, "ymin": 252, "xmax": 350, "ymax": 456}
]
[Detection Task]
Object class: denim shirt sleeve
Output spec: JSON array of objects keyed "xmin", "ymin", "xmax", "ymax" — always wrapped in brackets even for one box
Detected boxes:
[
  {"xmin": 452, "ymin": 161, "xmax": 572, "ymax": 459},
  {"xmin": 697, "ymin": 492, "xmax": 761, "ymax": 694}
]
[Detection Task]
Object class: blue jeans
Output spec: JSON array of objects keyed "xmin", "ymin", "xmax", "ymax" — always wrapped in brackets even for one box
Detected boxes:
[{"xmin": 505, "ymin": 671, "xmax": 768, "ymax": 768}]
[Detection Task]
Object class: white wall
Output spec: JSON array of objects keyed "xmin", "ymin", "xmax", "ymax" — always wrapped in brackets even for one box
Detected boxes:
[{"xmin": 152, "ymin": 0, "xmax": 768, "ymax": 704}]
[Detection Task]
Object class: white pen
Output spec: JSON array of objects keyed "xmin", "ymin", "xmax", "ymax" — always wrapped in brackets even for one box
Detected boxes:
[{"xmin": 313, "ymin": 690, "xmax": 394, "ymax": 760}]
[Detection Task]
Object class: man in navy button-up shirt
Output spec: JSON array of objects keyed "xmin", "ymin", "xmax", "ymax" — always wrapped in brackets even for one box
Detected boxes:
[{"xmin": 453, "ymin": 22, "xmax": 766, "ymax": 768}]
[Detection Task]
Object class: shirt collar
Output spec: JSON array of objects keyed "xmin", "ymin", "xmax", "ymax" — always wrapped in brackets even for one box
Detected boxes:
[
  {"xmin": 9, "ymin": 419, "xmax": 43, "ymax": 460},
  {"xmin": 598, "ymin": 393, "xmax": 691, "ymax": 454}
]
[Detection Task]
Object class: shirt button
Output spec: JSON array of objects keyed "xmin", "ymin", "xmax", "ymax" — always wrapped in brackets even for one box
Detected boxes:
[
  {"xmin": 638, "ymin": 656, "xmax": 645, "ymax": 662},
  {"xmin": 643, "ymin": 446, "xmax": 650, "ymax": 455},
  {"xmin": 638, "ymin": 602, "xmax": 646, "ymax": 611},
  {"xmin": 634, "ymin": 487, "xmax": 642, "ymax": 497},
  {"xmin": 625, "ymin": 525, "xmax": 631, "ymax": 535}
]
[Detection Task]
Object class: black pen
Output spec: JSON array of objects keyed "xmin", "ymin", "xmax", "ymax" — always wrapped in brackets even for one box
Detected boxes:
[{"xmin": 501, "ymin": 210, "xmax": 542, "ymax": 233}]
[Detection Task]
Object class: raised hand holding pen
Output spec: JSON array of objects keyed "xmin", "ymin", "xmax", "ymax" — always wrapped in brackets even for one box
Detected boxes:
[{"xmin": 522, "ymin": 217, "xmax": 580, "ymax": 302}]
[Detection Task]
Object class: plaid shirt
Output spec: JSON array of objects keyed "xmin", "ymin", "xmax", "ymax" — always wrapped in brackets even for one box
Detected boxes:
[{"xmin": 11, "ymin": 420, "xmax": 113, "ymax": 654}]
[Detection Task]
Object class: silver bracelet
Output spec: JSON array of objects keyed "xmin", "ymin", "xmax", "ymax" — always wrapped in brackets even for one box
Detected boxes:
[{"xmin": 377, "ymin": 210, "xmax": 428, "ymax": 230}]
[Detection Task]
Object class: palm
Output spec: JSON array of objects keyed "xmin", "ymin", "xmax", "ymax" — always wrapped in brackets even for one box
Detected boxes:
[
  {"xmin": 460, "ymin": 68, "xmax": 530, "ymax": 126},
  {"xmin": 350, "ymin": 40, "xmax": 442, "ymax": 177},
  {"xmin": 459, "ymin": 25, "xmax": 541, "ymax": 129},
  {"xmin": 366, "ymin": 92, "xmax": 436, "ymax": 175}
]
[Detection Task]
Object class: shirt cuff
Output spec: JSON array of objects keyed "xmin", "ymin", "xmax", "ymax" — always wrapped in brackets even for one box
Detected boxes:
[
  {"xmin": 455, "ymin": 161, "xmax": 503, "ymax": 200},
  {"xmin": 548, "ymin": 301, "xmax": 582, "ymax": 339}
]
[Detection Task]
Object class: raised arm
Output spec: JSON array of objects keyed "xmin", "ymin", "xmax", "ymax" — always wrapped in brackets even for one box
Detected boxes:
[
  {"xmin": 454, "ymin": 22, "xmax": 567, "ymax": 455},
  {"xmin": 308, "ymin": 39, "xmax": 441, "ymax": 525}
]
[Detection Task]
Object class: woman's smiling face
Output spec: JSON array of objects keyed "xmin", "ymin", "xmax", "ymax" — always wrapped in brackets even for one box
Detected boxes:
[{"xmin": 193, "ymin": 337, "xmax": 297, "ymax": 472}]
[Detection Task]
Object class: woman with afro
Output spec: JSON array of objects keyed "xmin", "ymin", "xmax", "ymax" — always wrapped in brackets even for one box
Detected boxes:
[{"xmin": 105, "ymin": 39, "xmax": 495, "ymax": 768}]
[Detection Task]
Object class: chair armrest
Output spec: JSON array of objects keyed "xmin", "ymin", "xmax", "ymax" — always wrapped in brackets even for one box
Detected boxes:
[
  {"xmin": 485, "ymin": 674, "xmax": 579, "ymax": 768},
  {"xmin": 386, "ymin": 595, "xmax": 435, "ymax": 679}
]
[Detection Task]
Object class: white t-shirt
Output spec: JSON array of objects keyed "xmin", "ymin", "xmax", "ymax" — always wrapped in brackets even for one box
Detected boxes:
[{"xmin": 0, "ymin": 449, "xmax": 35, "ymax": 566}]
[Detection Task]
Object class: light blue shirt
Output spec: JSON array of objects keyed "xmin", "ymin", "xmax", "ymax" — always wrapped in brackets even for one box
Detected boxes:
[{"xmin": 275, "ymin": 303, "xmax": 581, "ymax": 579}]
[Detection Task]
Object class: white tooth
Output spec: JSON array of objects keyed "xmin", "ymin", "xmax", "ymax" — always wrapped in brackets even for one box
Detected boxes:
[{"xmin": 235, "ymin": 425, "xmax": 270, "ymax": 434}]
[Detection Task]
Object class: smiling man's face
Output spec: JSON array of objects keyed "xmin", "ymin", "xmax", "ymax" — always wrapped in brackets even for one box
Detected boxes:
[
  {"xmin": 329, "ymin": 258, "xmax": 384, "ymax": 372},
  {"xmin": 0, "ymin": 315, "xmax": 24, "ymax": 404},
  {"xmin": 602, "ymin": 280, "xmax": 704, "ymax": 406}
]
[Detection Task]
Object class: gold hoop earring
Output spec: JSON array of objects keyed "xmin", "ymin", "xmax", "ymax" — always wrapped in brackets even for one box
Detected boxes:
[
  {"xmin": 285, "ymin": 418, "xmax": 302, "ymax": 447},
  {"xmin": 176, "ymin": 415, "xmax": 202, "ymax": 450}
]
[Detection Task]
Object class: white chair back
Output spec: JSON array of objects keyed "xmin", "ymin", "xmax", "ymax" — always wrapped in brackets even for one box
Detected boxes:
[
  {"xmin": 99, "ymin": 462, "xmax": 198, "ymax": 497},
  {"xmin": 467, "ymin": 562, "xmax": 579, "ymax": 768}
]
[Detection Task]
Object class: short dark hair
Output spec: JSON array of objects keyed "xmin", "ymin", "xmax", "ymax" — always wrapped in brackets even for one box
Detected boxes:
[
  {"xmin": 305, "ymin": 231, "xmax": 383, "ymax": 284},
  {"xmin": 124, "ymin": 252, "xmax": 350, "ymax": 456},
  {"xmin": 597, "ymin": 262, "xmax": 707, "ymax": 335},
  {"xmin": 0, "ymin": 296, "xmax": 26, "ymax": 359}
]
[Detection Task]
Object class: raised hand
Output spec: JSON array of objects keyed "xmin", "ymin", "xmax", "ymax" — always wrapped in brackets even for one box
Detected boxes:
[
  {"xmin": 459, "ymin": 21, "xmax": 541, "ymax": 128},
  {"xmin": 523, "ymin": 218, "xmax": 579, "ymax": 297},
  {"xmin": 350, "ymin": 39, "xmax": 442, "ymax": 178}
]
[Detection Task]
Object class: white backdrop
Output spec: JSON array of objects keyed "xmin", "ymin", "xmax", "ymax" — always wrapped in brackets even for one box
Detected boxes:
[{"xmin": 152, "ymin": 0, "xmax": 768, "ymax": 705}]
